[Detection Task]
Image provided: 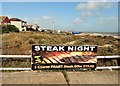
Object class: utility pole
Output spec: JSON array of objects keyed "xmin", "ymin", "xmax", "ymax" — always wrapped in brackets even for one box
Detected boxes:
[{"xmin": 52, "ymin": 20, "xmax": 55, "ymax": 29}]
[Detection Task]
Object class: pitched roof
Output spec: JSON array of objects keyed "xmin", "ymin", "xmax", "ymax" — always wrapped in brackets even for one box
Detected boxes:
[
  {"xmin": 0, "ymin": 16, "xmax": 8, "ymax": 22},
  {"xmin": 10, "ymin": 18, "xmax": 22, "ymax": 21}
]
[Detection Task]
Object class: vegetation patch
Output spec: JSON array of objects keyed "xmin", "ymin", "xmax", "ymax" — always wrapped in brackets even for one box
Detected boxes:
[
  {"xmin": 2, "ymin": 25, "xmax": 19, "ymax": 33},
  {"xmin": 2, "ymin": 32, "xmax": 119, "ymax": 55}
]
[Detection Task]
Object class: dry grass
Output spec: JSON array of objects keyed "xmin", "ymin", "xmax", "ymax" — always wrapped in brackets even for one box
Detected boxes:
[
  {"xmin": 2, "ymin": 31, "xmax": 119, "ymax": 55},
  {"xmin": 2, "ymin": 32, "xmax": 119, "ymax": 68}
]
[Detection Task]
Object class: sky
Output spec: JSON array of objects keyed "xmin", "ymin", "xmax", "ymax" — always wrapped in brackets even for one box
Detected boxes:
[{"xmin": 1, "ymin": 0, "xmax": 119, "ymax": 32}]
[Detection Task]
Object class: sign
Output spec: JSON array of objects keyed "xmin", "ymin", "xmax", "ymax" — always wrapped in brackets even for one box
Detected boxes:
[
  {"xmin": 31, "ymin": 45, "xmax": 97, "ymax": 70},
  {"xmin": 32, "ymin": 45, "xmax": 97, "ymax": 52}
]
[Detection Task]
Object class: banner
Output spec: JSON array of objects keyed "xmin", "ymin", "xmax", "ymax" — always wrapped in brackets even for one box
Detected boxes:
[{"xmin": 32, "ymin": 45, "xmax": 97, "ymax": 65}]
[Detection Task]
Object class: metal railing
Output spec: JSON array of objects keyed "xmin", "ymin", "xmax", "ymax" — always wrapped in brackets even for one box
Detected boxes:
[
  {"xmin": 0, "ymin": 55, "xmax": 119, "ymax": 70},
  {"xmin": 0, "ymin": 55, "xmax": 119, "ymax": 58},
  {"xmin": 0, "ymin": 55, "xmax": 31, "ymax": 58}
]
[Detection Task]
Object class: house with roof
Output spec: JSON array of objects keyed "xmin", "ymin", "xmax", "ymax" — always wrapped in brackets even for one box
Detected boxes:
[
  {"xmin": 0, "ymin": 16, "xmax": 11, "ymax": 25},
  {"xmin": 10, "ymin": 18, "xmax": 27, "ymax": 31},
  {"xmin": 27, "ymin": 24, "xmax": 40, "ymax": 31}
]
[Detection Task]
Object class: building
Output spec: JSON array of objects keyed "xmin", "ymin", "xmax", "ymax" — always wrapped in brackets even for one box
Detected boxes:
[
  {"xmin": 31, "ymin": 24, "xmax": 39, "ymax": 31},
  {"xmin": 27, "ymin": 24, "xmax": 34, "ymax": 31},
  {"xmin": 27, "ymin": 24, "xmax": 40, "ymax": 31},
  {"xmin": 0, "ymin": 16, "xmax": 11, "ymax": 25},
  {"xmin": 10, "ymin": 18, "xmax": 27, "ymax": 31}
]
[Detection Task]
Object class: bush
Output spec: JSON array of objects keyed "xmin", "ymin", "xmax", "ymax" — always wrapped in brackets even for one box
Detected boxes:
[
  {"xmin": 38, "ymin": 39, "xmax": 45, "ymax": 44},
  {"xmin": 7, "ymin": 25, "xmax": 19, "ymax": 32},
  {"xmin": 2, "ymin": 27, "xmax": 9, "ymax": 33},
  {"xmin": 2, "ymin": 25, "xmax": 19, "ymax": 33}
]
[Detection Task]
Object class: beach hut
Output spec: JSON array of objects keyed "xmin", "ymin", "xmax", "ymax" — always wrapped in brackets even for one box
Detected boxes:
[{"xmin": 72, "ymin": 31, "xmax": 82, "ymax": 34}]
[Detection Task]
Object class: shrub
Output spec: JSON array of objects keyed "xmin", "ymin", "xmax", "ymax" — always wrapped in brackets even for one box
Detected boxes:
[
  {"xmin": 7, "ymin": 25, "xmax": 19, "ymax": 32},
  {"xmin": 27, "ymin": 38, "xmax": 35, "ymax": 44},
  {"xmin": 2, "ymin": 27, "xmax": 9, "ymax": 33},
  {"xmin": 38, "ymin": 39, "xmax": 45, "ymax": 44},
  {"xmin": 2, "ymin": 25, "xmax": 19, "ymax": 33}
]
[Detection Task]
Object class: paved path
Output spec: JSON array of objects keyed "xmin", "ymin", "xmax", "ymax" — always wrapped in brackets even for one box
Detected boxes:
[
  {"xmin": 67, "ymin": 70, "xmax": 119, "ymax": 84},
  {"xmin": 1, "ymin": 70, "xmax": 119, "ymax": 84},
  {"xmin": 2, "ymin": 71, "xmax": 67, "ymax": 84}
]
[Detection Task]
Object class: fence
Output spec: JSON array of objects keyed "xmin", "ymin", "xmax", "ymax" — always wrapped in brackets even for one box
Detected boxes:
[
  {"xmin": 0, "ymin": 55, "xmax": 119, "ymax": 70},
  {"xmin": 0, "ymin": 55, "xmax": 119, "ymax": 58}
]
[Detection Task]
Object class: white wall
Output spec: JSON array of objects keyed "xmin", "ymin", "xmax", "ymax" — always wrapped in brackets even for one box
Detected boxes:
[{"xmin": 11, "ymin": 21, "xmax": 26, "ymax": 31}]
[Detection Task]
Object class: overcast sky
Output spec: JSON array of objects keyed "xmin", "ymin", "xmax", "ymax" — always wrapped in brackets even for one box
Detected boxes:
[{"xmin": 1, "ymin": 0, "xmax": 119, "ymax": 32}]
